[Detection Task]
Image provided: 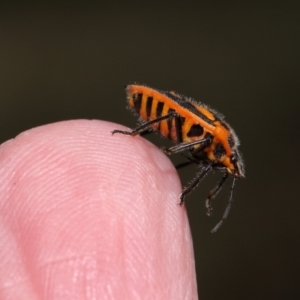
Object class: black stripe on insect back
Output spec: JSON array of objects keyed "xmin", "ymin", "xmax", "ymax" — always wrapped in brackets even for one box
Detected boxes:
[
  {"xmin": 174, "ymin": 115, "xmax": 183, "ymax": 143},
  {"xmin": 187, "ymin": 124, "xmax": 204, "ymax": 137},
  {"xmin": 156, "ymin": 102, "xmax": 164, "ymax": 132},
  {"xmin": 180, "ymin": 116, "xmax": 186, "ymax": 127},
  {"xmin": 167, "ymin": 108, "xmax": 175, "ymax": 139},
  {"xmin": 133, "ymin": 93, "xmax": 142, "ymax": 113},
  {"xmin": 163, "ymin": 91, "xmax": 215, "ymax": 125},
  {"xmin": 177, "ymin": 117, "xmax": 186, "ymax": 143},
  {"xmin": 146, "ymin": 96, "xmax": 153, "ymax": 119},
  {"xmin": 156, "ymin": 101, "xmax": 164, "ymax": 118}
]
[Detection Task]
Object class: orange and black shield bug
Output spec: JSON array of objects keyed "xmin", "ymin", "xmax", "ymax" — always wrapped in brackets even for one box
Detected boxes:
[{"xmin": 112, "ymin": 84, "xmax": 245, "ymax": 232}]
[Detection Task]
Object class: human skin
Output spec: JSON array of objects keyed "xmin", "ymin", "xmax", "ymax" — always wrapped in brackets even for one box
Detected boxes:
[{"xmin": 0, "ymin": 120, "xmax": 198, "ymax": 299}]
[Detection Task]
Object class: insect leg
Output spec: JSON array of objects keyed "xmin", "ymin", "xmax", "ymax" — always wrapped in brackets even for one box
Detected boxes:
[
  {"xmin": 140, "ymin": 129, "xmax": 153, "ymax": 136},
  {"xmin": 112, "ymin": 112, "xmax": 179, "ymax": 136},
  {"xmin": 211, "ymin": 176, "xmax": 237, "ymax": 233},
  {"xmin": 205, "ymin": 172, "xmax": 229, "ymax": 216},
  {"xmin": 163, "ymin": 138, "xmax": 212, "ymax": 155},
  {"xmin": 179, "ymin": 165, "xmax": 211, "ymax": 205},
  {"xmin": 175, "ymin": 154, "xmax": 199, "ymax": 170},
  {"xmin": 175, "ymin": 160, "xmax": 194, "ymax": 170}
]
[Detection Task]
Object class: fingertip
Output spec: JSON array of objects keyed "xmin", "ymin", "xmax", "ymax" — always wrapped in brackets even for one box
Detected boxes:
[{"xmin": 0, "ymin": 120, "xmax": 198, "ymax": 299}]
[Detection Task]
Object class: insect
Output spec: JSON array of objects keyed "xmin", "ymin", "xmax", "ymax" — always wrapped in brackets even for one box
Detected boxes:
[{"xmin": 112, "ymin": 84, "xmax": 245, "ymax": 232}]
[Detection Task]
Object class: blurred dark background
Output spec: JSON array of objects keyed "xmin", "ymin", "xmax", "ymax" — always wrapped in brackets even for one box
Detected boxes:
[{"xmin": 1, "ymin": 1, "xmax": 299, "ymax": 299}]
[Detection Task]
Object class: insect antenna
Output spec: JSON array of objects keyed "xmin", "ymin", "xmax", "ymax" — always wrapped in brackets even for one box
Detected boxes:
[{"xmin": 211, "ymin": 176, "xmax": 237, "ymax": 233}]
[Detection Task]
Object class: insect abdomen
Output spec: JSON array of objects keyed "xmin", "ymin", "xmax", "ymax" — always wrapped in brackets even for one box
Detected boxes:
[{"xmin": 127, "ymin": 86, "xmax": 180, "ymax": 141}]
